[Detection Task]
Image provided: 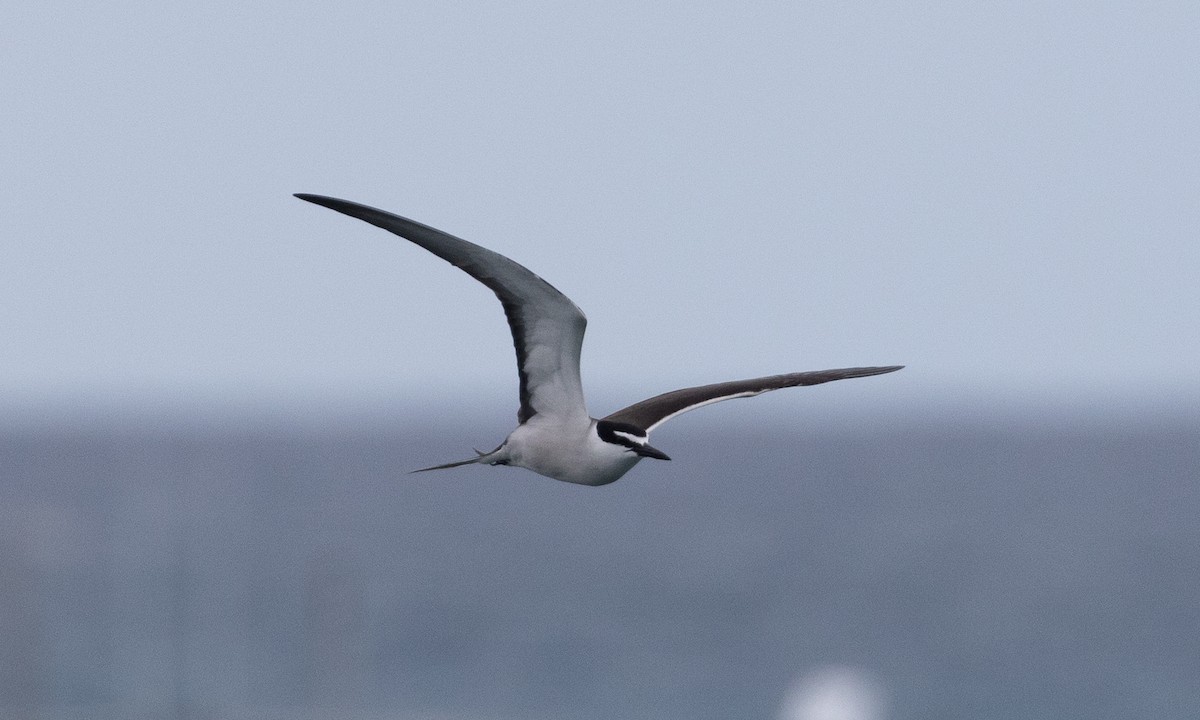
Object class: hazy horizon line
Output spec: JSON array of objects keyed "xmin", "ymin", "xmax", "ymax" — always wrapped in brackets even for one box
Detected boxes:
[{"xmin": 1, "ymin": 382, "xmax": 1195, "ymax": 436}]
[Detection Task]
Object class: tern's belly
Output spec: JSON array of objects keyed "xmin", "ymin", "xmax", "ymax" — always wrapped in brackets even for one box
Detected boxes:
[
  {"xmin": 517, "ymin": 444, "xmax": 641, "ymax": 485},
  {"xmin": 505, "ymin": 422, "xmax": 642, "ymax": 486}
]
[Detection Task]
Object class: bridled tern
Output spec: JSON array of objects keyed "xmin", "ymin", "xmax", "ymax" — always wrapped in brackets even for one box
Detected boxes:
[{"xmin": 296, "ymin": 194, "xmax": 902, "ymax": 486}]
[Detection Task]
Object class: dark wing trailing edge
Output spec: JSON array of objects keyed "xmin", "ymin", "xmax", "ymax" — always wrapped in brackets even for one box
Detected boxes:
[
  {"xmin": 295, "ymin": 194, "xmax": 589, "ymax": 425},
  {"xmin": 602, "ymin": 365, "xmax": 904, "ymax": 432}
]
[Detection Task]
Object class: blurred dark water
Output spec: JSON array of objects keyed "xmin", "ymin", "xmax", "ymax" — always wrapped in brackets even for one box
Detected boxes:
[{"xmin": 0, "ymin": 408, "xmax": 1196, "ymax": 719}]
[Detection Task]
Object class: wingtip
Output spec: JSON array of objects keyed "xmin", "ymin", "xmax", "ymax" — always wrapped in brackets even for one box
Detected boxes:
[
  {"xmin": 294, "ymin": 193, "xmax": 375, "ymax": 218},
  {"xmin": 841, "ymin": 365, "xmax": 904, "ymax": 380},
  {"xmin": 295, "ymin": 193, "xmax": 365, "ymax": 218},
  {"xmin": 851, "ymin": 365, "xmax": 905, "ymax": 377}
]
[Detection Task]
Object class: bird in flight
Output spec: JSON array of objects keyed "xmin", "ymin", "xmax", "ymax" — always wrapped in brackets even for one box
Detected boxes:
[{"xmin": 296, "ymin": 194, "xmax": 902, "ymax": 486}]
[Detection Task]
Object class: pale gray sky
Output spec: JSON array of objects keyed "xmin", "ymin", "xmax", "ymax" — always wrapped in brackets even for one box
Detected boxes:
[{"xmin": 3, "ymin": 2, "xmax": 1198, "ymax": 420}]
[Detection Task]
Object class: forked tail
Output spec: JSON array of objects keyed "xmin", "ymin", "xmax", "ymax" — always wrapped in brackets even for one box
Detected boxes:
[{"xmin": 410, "ymin": 444, "xmax": 507, "ymax": 474}]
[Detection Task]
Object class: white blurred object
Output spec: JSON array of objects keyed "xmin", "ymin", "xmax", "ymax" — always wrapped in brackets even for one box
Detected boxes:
[{"xmin": 778, "ymin": 666, "xmax": 887, "ymax": 720}]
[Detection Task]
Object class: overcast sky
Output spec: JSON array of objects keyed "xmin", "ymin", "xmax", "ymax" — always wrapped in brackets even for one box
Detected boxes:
[{"xmin": 3, "ymin": 2, "xmax": 1197, "ymax": 421}]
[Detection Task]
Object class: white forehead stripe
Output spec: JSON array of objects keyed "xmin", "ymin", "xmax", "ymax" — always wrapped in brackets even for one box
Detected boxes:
[{"xmin": 612, "ymin": 430, "xmax": 647, "ymax": 445}]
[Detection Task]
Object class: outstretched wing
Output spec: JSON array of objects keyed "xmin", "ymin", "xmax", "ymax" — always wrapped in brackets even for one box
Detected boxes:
[
  {"xmin": 296, "ymin": 194, "xmax": 589, "ymax": 425},
  {"xmin": 603, "ymin": 366, "xmax": 903, "ymax": 432}
]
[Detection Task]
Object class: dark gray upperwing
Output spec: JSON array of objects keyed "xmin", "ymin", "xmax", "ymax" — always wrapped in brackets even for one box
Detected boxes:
[
  {"xmin": 295, "ymin": 194, "xmax": 588, "ymax": 425},
  {"xmin": 603, "ymin": 366, "xmax": 903, "ymax": 432}
]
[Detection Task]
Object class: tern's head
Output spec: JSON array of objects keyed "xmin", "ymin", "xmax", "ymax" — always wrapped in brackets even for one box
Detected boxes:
[{"xmin": 595, "ymin": 420, "xmax": 671, "ymax": 461}]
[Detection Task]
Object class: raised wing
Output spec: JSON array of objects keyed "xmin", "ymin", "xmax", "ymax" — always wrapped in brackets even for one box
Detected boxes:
[
  {"xmin": 296, "ymin": 194, "xmax": 589, "ymax": 424},
  {"xmin": 603, "ymin": 366, "xmax": 903, "ymax": 432}
]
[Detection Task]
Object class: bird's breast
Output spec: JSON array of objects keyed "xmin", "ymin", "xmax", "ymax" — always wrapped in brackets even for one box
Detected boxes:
[{"xmin": 504, "ymin": 420, "xmax": 641, "ymax": 486}]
